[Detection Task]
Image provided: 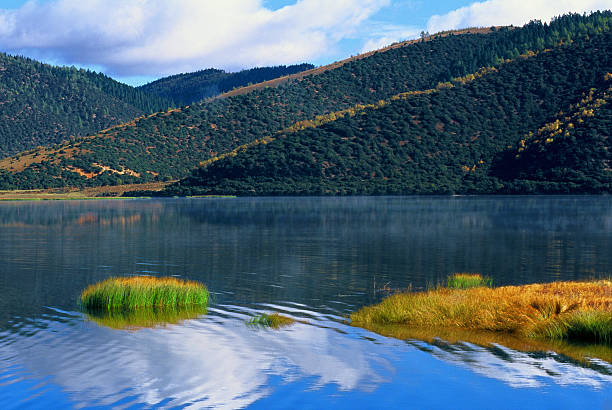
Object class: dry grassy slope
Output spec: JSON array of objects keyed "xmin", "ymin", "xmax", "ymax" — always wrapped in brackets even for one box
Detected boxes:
[{"xmin": 0, "ymin": 108, "xmax": 182, "ymax": 173}]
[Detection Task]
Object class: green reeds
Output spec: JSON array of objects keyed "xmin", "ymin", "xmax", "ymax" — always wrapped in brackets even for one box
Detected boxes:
[
  {"xmin": 351, "ymin": 279, "xmax": 612, "ymax": 345},
  {"xmin": 447, "ymin": 273, "xmax": 492, "ymax": 289},
  {"xmin": 530, "ymin": 311, "xmax": 612, "ymax": 344},
  {"xmin": 247, "ymin": 313, "xmax": 295, "ymax": 329},
  {"xmin": 80, "ymin": 276, "xmax": 209, "ymax": 312}
]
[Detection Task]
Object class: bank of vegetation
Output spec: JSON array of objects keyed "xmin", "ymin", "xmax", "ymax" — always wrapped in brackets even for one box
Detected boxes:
[{"xmin": 351, "ymin": 275, "xmax": 612, "ymax": 345}]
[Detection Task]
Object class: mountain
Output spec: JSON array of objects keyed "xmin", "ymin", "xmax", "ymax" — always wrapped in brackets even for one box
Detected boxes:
[
  {"xmin": 139, "ymin": 64, "xmax": 314, "ymax": 106},
  {"xmin": 0, "ymin": 12, "xmax": 610, "ymax": 191},
  {"xmin": 161, "ymin": 32, "xmax": 611, "ymax": 196},
  {"xmin": 0, "ymin": 54, "xmax": 175, "ymax": 158}
]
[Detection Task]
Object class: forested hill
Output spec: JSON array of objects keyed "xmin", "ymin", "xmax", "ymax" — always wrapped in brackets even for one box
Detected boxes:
[
  {"xmin": 0, "ymin": 12, "xmax": 610, "ymax": 190},
  {"xmin": 164, "ymin": 31, "xmax": 612, "ymax": 196},
  {"xmin": 495, "ymin": 76, "xmax": 612, "ymax": 193},
  {"xmin": 139, "ymin": 64, "xmax": 314, "ymax": 106},
  {"xmin": 0, "ymin": 53, "xmax": 174, "ymax": 158}
]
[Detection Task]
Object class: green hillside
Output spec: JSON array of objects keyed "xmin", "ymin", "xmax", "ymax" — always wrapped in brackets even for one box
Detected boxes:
[
  {"xmin": 0, "ymin": 12, "xmax": 610, "ymax": 190},
  {"xmin": 496, "ymin": 78, "xmax": 611, "ymax": 193},
  {"xmin": 0, "ymin": 54, "xmax": 174, "ymax": 158},
  {"xmin": 163, "ymin": 32, "xmax": 611, "ymax": 196},
  {"xmin": 139, "ymin": 64, "xmax": 314, "ymax": 106}
]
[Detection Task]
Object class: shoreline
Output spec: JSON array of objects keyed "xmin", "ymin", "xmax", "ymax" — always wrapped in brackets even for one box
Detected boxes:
[{"xmin": 0, "ymin": 181, "xmax": 172, "ymax": 201}]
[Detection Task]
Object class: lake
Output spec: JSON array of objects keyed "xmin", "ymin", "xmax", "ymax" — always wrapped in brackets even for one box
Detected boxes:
[{"xmin": 0, "ymin": 196, "xmax": 611, "ymax": 409}]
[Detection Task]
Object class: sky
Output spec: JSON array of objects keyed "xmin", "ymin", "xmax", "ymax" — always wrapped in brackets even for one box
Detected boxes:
[{"xmin": 0, "ymin": 0, "xmax": 610, "ymax": 85}]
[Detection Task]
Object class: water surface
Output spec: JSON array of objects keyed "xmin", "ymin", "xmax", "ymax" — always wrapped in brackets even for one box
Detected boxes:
[{"xmin": 0, "ymin": 197, "xmax": 610, "ymax": 408}]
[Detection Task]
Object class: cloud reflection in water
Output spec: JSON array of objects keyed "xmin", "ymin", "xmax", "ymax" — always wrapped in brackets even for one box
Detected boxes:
[
  {"xmin": 0, "ymin": 308, "xmax": 611, "ymax": 408},
  {"xmin": 0, "ymin": 311, "xmax": 387, "ymax": 408},
  {"xmin": 421, "ymin": 340, "xmax": 612, "ymax": 390}
]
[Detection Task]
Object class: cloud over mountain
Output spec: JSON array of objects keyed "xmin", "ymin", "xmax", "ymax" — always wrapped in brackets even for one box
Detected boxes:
[
  {"xmin": 427, "ymin": 0, "xmax": 611, "ymax": 33},
  {"xmin": 0, "ymin": 0, "xmax": 389, "ymax": 77}
]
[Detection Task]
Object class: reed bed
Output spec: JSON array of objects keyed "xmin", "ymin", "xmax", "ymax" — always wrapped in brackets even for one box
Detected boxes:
[
  {"xmin": 80, "ymin": 276, "xmax": 209, "ymax": 312},
  {"xmin": 247, "ymin": 313, "xmax": 295, "ymax": 329},
  {"xmin": 351, "ymin": 279, "xmax": 612, "ymax": 345}
]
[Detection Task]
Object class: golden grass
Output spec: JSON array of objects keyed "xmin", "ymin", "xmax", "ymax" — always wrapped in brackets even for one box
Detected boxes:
[
  {"xmin": 80, "ymin": 276, "xmax": 209, "ymax": 312},
  {"xmin": 351, "ymin": 280, "xmax": 612, "ymax": 344}
]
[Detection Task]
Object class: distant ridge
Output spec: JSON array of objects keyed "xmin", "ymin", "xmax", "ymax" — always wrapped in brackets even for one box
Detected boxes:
[{"xmin": 139, "ymin": 63, "xmax": 314, "ymax": 106}]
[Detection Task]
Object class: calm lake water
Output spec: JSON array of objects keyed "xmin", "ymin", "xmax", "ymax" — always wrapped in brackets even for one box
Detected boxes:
[{"xmin": 0, "ymin": 196, "xmax": 611, "ymax": 409}]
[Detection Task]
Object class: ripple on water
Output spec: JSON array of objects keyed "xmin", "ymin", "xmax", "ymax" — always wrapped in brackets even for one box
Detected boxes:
[{"xmin": 0, "ymin": 304, "xmax": 610, "ymax": 408}]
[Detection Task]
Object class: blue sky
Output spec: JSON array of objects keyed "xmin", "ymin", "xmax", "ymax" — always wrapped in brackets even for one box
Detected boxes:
[
  {"xmin": 0, "ymin": 0, "xmax": 609, "ymax": 85},
  {"xmin": 262, "ymin": 1, "xmax": 475, "ymax": 25}
]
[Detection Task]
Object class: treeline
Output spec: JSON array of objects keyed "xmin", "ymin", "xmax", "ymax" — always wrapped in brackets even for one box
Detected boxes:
[
  {"xmin": 1, "ymin": 12, "xmax": 611, "ymax": 189},
  {"xmin": 139, "ymin": 64, "xmax": 314, "ymax": 105},
  {"xmin": 0, "ymin": 53, "xmax": 174, "ymax": 157},
  {"xmin": 162, "ymin": 31, "xmax": 611, "ymax": 196}
]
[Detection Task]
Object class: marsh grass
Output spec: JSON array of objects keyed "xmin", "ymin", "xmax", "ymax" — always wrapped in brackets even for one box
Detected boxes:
[
  {"xmin": 351, "ymin": 279, "xmax": 612, "ymax": 345},
  {"xmin": 80, "ymin": 276, "xmax": 209, "ymax": 312},
  {"xmin": 447, "ymin": 273, "xmax": 492, "ymax": 289},
  {"xmin": 247, "ymin": 313, "xmax": 295, "ymax": 329},
  {"xmin": 531, "ymin": 311, "xmax": 612, "ymax": 344}
]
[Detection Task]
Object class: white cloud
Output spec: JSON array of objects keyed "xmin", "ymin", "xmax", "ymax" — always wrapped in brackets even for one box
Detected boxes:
[
  {"xmin": 360, "ymin": 23, "xmax": 421, "ymax": 53},
  {"xmin": 0, "ymin": 0, "xmax": 390, "ymax": 77},
  {"xmin": 427, "ymin": 0, "xmax": 612, "ymax": 34}
]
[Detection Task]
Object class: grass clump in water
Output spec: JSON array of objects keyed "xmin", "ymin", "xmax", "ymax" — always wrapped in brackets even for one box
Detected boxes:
[
  {"xmin": 247, "ymin": 313, "xmax": 295, "ymax": 329},
  {"xmin": 447, "ymin": 273, "xmax": 492, "ymax": 289},
  {"xmin": 351, "ymin": 279, "xmax": 612, "ymax": 345},
  {"xmin": 80, "ymin": 276, "xmax": 209, "ymax": 312}
]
